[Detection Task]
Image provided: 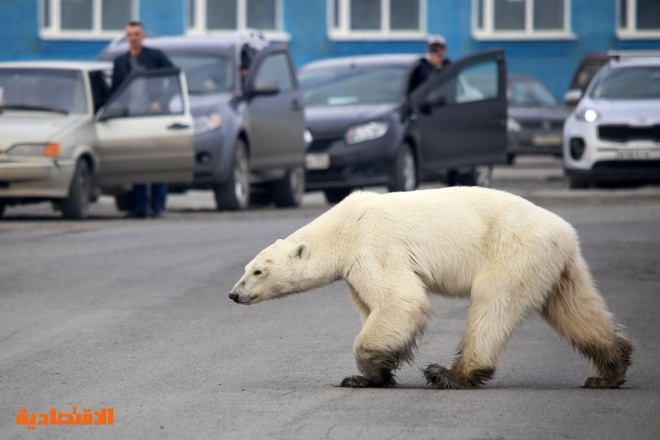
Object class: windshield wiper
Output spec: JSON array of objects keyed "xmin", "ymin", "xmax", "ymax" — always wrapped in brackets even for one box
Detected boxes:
[{"xmin": 0, "ymin": 105, "xmax": 69, "ymax": 115}]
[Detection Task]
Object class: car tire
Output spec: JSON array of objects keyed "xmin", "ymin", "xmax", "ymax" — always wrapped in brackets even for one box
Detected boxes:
[
  {"xmin": 114, "ymin": 192, "xmax": 130, "ymax": 212},
  {"xmin": 273, "ymin": 166, "xmax": 305, "ymax": 208},
  {"xmin": 214, "ymin": 139, "xmax": 250, "ymax": 211},
  {"xmin": 323, "ymin": 188, "xmax": 352, "ymax": 204},
  {"xmin": 448, "ymin": 165, "xmax": 493, "ymax": 187},
  {"xmin": 506, "ymin": 153, "xmax": 516, "ymax": 165},
  {"xmin": 388, "ymin": 143, "xmax": 418, "ymax": 192},
  {"xmin": 0, "ymin": 200, "xmax": 6, "ymax": 219},
  {"xmin": 61, "ymin": 159, "xmax": 92, "ymax": 220}
]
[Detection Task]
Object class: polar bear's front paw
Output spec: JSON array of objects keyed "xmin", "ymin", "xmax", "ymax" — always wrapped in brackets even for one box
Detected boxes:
[{"xmin": 340, "ymin": 375, "xmax": 396, "ymax": 388}]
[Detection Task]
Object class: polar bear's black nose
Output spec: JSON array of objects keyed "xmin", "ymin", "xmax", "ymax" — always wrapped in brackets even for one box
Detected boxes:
[{"xmin": 229, "ymin": 293, "xmax": 239, "ymax": 303}]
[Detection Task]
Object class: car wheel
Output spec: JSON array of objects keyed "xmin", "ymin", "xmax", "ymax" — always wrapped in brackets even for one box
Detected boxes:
[
  {"xmin": 114, "ymin": 192, "xmax": 130, "ymax": 212},
  {"xmin": 273, "ymin": 166, "xmax": 305, "ymax": 208},
  {"xmin": 214, "ymin": 140, "xmax": 250, "ymax": 211},
  {"xmin": 0, "ymin": 200, "xmax": 6, "ymax": 219},
  {"xmin": 323, "ymin": 188, "xmax": 352, "ymax": 204},
  {"xmin": 61, "ymin": 159, "xmax": 92, "ymax": 220},
  {"xmin": 388, "ymin": 143, "xmax": 418, "ymax": 192},
  {"xmin": 506, "ymin": 153, "xmax": 516, "ymax": 166}
]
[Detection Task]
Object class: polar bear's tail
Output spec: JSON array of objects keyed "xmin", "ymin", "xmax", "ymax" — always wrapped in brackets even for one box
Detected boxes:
[{"xmin": 541, "ymin": 252, "xmax": 633, "ymax": 388}]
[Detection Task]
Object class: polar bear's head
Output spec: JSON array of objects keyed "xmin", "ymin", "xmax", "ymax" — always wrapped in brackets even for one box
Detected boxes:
[{"xmin": 229, "ymin": 239, "xmax": 310, "ymax": 305}]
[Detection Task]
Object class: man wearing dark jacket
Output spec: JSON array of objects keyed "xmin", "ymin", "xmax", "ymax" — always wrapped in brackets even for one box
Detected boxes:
[
  {"xmin": 409, "ymin": 34, "xmax": 452, "ymax": 93},
  {"xmin": 111, "ymin": 20, "xmax": 174, "ymax": 218}
]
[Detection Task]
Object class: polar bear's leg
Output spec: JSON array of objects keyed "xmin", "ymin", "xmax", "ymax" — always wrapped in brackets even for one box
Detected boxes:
[
  {"xmin": 341, "ymin": 274, "xmax": 431, "ymax": 388},
  {"xmin": 541, "ymin": 255, "xmax": 633, "ymax": 388},
  {"xmin": 424, "ymin": 292, "xmax": 529, "ymax": 389},
  {"xmin": 348, "ymin": 284, "xmax": 371, "ymax": 325}
]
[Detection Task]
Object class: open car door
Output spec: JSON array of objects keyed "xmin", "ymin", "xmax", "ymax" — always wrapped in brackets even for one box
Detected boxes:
[
  {"xmin": 410, "ymin": 49, "xmax": 507, "ymax": 172},
  {"xmin": 94, "ymin": 68, "xmax": 194, "ymax": 186}
]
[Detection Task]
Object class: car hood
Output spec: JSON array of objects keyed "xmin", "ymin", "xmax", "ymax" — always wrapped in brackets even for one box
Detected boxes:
[
  {"xmin": 579, "ymin": 99, "xmax": 660, "ymax": 123},
  {"xmin": 304, "ymin": 104, "xmax": 398, "ymax": 137},
  {"xmin": 189, "ymin": 93, "xmax": 233, "ymax": 116},
  {"xmin": 0, "ymin": 113, "xmax": 87, "ymax": 153},
  {"xmin": 508, "ymin": 105, "xmax": 571, "ymax": 122}
]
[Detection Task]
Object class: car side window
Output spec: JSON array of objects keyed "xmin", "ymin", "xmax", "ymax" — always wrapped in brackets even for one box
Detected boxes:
[
  {"xmin": 253, "ymin": 52, "xmax": 294, "ymax": 91},
  {"xmin": 427, "ymin": 59, "xmax": 497, "ymax": 106},
  {"xmin": 104, "ymin": 71, "xmax": 185, "ymax": 117}
]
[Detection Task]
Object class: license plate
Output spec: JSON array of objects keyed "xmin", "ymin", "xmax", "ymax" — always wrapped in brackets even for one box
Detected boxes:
[
  {"xmin": 615, "ymin": 149, "xmax": 660, "ymax": 160},
  {"xmin": 532, "ymin": 134, "xmax": 562, "ymax": 146},
  {"xmin": 305, "ymin": 153, "xmax": 330, "ymax": 170}
]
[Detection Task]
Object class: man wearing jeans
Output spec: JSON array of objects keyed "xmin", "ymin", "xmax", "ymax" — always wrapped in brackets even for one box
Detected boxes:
[{"xmin": 110, "ymin": 20, "xmax": 174, "ymax": 218}]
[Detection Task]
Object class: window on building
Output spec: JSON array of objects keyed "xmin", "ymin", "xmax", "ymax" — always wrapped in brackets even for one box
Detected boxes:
[
  {"xmin": 473, "ymin": 0, "xmax": 572, "ymax": 39},
  {"xmin": 188, "ymin": 0, "xmax": 281, "ymax": 33},
  {"xmin": 329, "ymin": 0, "xmax": 425, "ymax": 39},
  {"xmin": 618, "ymin": 0, "xmax": 660, "ymax": 37},
  {"xmin": 40, "ymin": 0, "xmax": 137, "ymax": 37}
]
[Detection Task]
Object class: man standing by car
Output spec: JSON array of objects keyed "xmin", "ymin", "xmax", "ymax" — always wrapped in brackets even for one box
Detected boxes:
[
  {"xmin": 110, "ymin": 20, "xmax": 174, "ymax": 218},
  {"xmin": 409, "ymin": 34, "xmax": 452, "ymax": 92}
]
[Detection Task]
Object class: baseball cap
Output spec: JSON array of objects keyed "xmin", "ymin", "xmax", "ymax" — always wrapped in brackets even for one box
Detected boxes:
[{"xmin": 427, "ymin": 34, "xmax": 446, "ymax": 47}]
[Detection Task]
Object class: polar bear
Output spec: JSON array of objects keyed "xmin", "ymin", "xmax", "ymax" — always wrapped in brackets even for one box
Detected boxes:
[{"xmin": 229, "ymin": 187, "xmax": 632, "ymax": 389}]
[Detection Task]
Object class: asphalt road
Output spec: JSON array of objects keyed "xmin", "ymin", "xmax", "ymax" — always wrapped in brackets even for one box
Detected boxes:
[{"xmin": 1, "ymin": 157, "xmax": 659, "ymax": 439}]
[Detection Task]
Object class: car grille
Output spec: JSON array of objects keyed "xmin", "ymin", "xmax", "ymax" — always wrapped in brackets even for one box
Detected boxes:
[
  {"xmin": 598, "ymin": 124, "xmax": 660, "ymax": 142},
  {"xmin": 520, "ymin": 120, "xmax": 564, "ymax": 130},
  {"xmin": 306, "ymin": 168, "xmax": 344, "ymax": 183}
]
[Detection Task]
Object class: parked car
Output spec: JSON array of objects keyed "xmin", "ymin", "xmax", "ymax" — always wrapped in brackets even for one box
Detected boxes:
[
  {"xmin": 298, "ymin": 50, "xmax": 507, "ymax": 203},
  {"xmin": 0, "ymin": 61, "xmax": 194, "ymax": 219},
  {"xmin": 505, "ymin": 75, "xmax": 571, "ymax": 165},
  {"xmin": 563, "ymin": 56, "xmax": 660, "ymax": 189},
  {"xmin": 98, "ymin": 30, "xmax": 308, "ymax": 210},
  {"xmin": 564, "ymin": 51, "xmax": 660, "ymax": 107}
]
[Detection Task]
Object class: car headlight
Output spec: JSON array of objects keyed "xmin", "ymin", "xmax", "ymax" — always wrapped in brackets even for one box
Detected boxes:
[
  {"xmin": 7, "ymin": 143, "xmax": 61, "ymax": 157},
  {"xmin": 507, "ymin": 118, "xmax": 522, "ymax": 132},
  {"xmin": 304, "ymin": 129, "xmax": 313, "ymax": 146},
  {"xmin": 193, "ymin": 113, "xmax": 223, "ymax": 135},
  {"xmin": 345, "ymin": 121, "xmax": 388, "ymax": 145},
  {"xmin": 574, "ymin": 108, "xmax": 601, "ymax": 123}
]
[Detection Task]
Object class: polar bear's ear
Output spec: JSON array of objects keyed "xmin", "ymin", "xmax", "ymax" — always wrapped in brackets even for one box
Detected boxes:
[{"xmin": 292, "ymin": 242, "xmax": 309, "ymax": 260}]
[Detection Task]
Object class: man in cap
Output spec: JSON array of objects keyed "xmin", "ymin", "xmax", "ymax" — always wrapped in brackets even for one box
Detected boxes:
[{"xmin": 409, "ymin": 34, "xmax": 452, "ymax": 92}]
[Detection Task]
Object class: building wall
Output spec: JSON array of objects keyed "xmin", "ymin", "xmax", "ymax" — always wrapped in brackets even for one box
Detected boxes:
[{"xmin": 1, "ymin": 0, "xmax": 659, "ymax": 99}]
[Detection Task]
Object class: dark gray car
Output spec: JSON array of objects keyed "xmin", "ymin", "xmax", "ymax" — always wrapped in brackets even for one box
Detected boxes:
[
  {"xmin": 98, "ymin": 31, "xmax": 307, "ymax": 210},
  {"xmin": 299, "ymin": 50, "xmax": 508, "ymax": 203},
  {"xmin": 506, "ymin": 75, "xmax": 571, "ymax": 165}
]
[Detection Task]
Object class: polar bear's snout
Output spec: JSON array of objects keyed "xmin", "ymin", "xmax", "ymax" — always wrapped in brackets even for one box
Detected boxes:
[{"xmin": 228, "ymin": 293, "xmax": 240, "ymax": 303}]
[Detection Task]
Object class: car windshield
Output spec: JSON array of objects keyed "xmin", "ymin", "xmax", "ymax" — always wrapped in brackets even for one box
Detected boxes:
[
  {"xmin": 0, "ymin": 68, "xmax": 87, "ymax": 114},
  {"xmin": 299, "ymin": 65, "xmax": 408, "ymax": 107},
  {"xmin": 589, "ymin": 65, "xmax": 660, "ymax": 100},
  {"xmin": 169, "ymin": 54, "xmax": 234, "ymax": 95},
  {"xmin": 508, "ymin": 78, "xmax": 557, "ymax": 107}
]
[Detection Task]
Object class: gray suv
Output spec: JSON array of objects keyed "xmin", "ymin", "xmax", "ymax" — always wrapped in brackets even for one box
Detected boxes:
[{"xmin": 98, "ymin": 30, "xmax": 308, "ymax": 210}]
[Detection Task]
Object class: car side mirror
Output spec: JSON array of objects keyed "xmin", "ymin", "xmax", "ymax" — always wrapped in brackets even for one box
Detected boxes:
[
  {"xmin": 246, "ymin": 79, "xmax": 280, "ymax": 97},
  {"xmin": 97, "ymin": 106, "xmax": 128, "ymax": 121},
  {"xmin": 563, "ymin": 89, "xmax": 583, "ymax": 107}
]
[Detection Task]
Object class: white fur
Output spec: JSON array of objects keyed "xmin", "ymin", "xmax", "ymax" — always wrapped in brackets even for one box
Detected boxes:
[{"xmin": 230, "ymin": 187, "xmax": 631, "ymax": 388}]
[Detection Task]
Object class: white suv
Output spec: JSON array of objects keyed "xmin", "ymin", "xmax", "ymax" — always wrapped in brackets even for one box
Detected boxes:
[{"xmin": 563, "ymin": 57, "xmax": 660, "ymax": 189}]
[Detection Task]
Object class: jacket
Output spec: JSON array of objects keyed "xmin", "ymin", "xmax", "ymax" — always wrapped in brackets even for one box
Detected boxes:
[{"xmin": 110, "ymin": 46, "xmax": 174, "ymax": 95}]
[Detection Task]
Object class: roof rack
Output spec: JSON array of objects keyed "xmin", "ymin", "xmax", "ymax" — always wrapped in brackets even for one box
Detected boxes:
[
  {"xmin": 607, "ymin": 50, "xmax": 660, "ymax": 60},
  {"xmin": 231, "ymin": 28, "xmax": 267, "ymax": 43}
]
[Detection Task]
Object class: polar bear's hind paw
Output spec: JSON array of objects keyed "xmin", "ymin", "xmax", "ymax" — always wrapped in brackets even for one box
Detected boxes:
[{"xmin": 424, "ymin": 363, "xmax": 494, "ymax": 389}]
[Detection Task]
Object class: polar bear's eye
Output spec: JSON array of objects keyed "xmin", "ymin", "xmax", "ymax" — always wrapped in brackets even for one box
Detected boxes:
[{"xmin": 253, "ymin": 270, "xmax": 262, "ymax": 276}]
